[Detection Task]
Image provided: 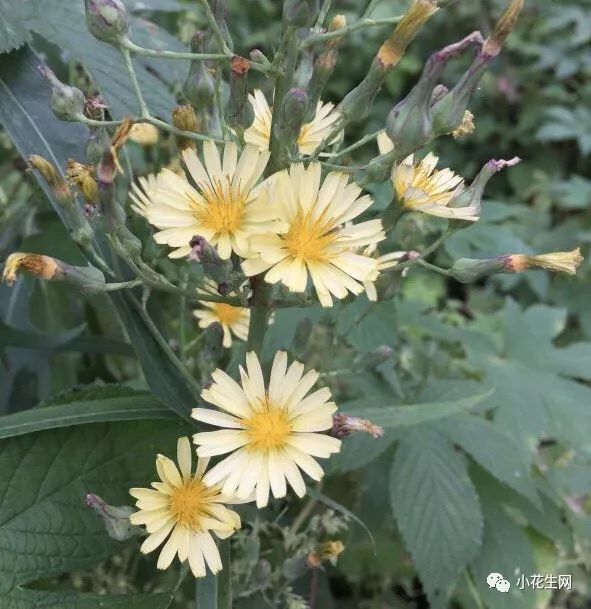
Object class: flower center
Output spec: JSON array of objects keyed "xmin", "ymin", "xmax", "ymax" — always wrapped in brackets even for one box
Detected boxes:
[
  {"xmin": 169, "ymin": 479, "xmax": 208, "ymax": 530},
  {"xmin": 195, "ymin": 178, "xmax": 246, "ymax": 235},
  {"xmin": 283, "ymin": 210, "xmax": 337, "ymax": 263},
  {"xmin": 244, "ymin": 402, "xmax": 292, "ymax": 451},
  {"xmin": 214, "ymin": 303, "xmax": 242, "ymax": 326}
]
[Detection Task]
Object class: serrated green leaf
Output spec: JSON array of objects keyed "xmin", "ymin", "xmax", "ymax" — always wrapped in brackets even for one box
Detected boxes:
[
  {"xmin": 328, "ymin": 430, "xmax": 395, "ymax": 474},
  {"xmin": 343, "ymin": 393, "xmax": 489, "ymax": 428},
  {"xmin": 0, "ymin": 388, "xmax": 175, "ymax": 439},
  {"xmin": 0, "ymin": 1, "xmax": 31, "ymax": 52},
  {"xmin": 436, "ymin": 414, "xmax": 540, "ymax": 506},
  {"xmin": 0, "ymin": 420, "xmax": 181, "ymax": 593},
  {"xmin": 390, "ymin": 428, "xmax": 483, "ymax": 608}
]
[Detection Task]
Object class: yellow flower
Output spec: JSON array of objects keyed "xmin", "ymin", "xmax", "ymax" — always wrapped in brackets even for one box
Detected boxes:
[
  {"xmin": 130, "ymin": 141, "xmax": 272, "ymax": 259},
  {"xmin": 392, "ymin": 153, "xmax": 473, "ymax": 220},
  {"xmin": 504, "ymin": 248, "xmax": 584, "ymax": 276},
  {"xmin": 129, "ymin": 437, "xmax": 244, "ymax": 577},
  {"xmin": 194, "ymin": 280, "xmax": 250, "ymax": 348},
  {"xmin": 192, "ymin": 351, "xmax": 342, "ymax": 508},
  {"xmin": 242, "ymin": 163, "xmax": 385, "ymax": 307},
  {"xmin": 2, "ymin": 253, "xmax": 60, "ymax": 285},
  {"xmin": 244, "ymin": 89, "xmax": 342, "ymax": 156}
]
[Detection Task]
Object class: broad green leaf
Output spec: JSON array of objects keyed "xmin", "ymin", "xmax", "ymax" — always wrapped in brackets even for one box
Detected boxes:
[
  {"xmin": 0, "ymin": 47, "xmax": 200, "ymax": 418},
  {"xmin": 0, "ymin": 420, "xmax": 181, "ymax": 596},
  {"xmin": 0, "ymin": 0, "xmax": 30, "ymax": 52},
  {"xmin": 337, "ymin": 298, "xmax": 397, "ymax": 353},
  {"xmin": 6, "ymin": 588, "xmax": 168, "ymax": 609},
  {"xmin": 390, "ymin": 428, "xmax": 483, "ymax": 608},
  {"xmin": 0, "ymin": 389, "xmax": 175, "ymax": 439},
  {"xmin": 470, "ymin": 506, "xmax": 537, "ymax": 609},
  {"xmin": 123, "ymin": 0, "xmax": 181, "ymax": 10},
  {"xmin": 343, "ymin": 393, "xmax": 489, "ymax": 428},
  {"xmin": 436, "ymin": 414, "xmax": 540, "ymax": 506},
  {"xmin": 328, "ymin": 430, "xmax": 395, "ymax": 473}
]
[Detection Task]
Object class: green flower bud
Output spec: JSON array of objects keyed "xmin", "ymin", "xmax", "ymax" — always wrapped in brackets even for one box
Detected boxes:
[
  {"xmin": 38, "ymin": 64, "xmax": 86, "ymax": 122},
  {"xmin": 273, "ymin": 87, "xmax": 308, "ymax": 145},
  {"xmin": 448, "ymin": 258, "xmax": 507, "ymax": 283},
  {"xmin": 84, "ymin": 0, "xmax": 129, "ymax": 45},
  {"xmin": 225, "ymin": 56, "xmax": 253, "ymax": 136},
  {"xmin": 85, "ymin": 494, "xmax": 143, "ymax": 541},
  {"xmin": 184, "ymin": 32, "xmax": 216, "ymax": 109}
]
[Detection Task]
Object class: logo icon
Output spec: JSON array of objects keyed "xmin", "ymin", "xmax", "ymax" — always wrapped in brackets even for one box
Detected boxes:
[{"xmin": 487, "ymin": 572, "xmax": 511, "ymax": 593}]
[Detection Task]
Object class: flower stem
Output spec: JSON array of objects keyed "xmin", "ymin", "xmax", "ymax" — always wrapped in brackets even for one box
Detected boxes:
[
  {"xmin": 246, "ymin": 277, "xmax": 271, "ymax": 354},
  {"xmin": 303, "ymin": 15, "xmax": 403, "ymax": 47},
  {"xmin": 123, "ymin": 38, "xmax": 229, "ymax": 61},
  {"xmin": 120, "ymin": 47, "xmax": 149, "ymax": 118},
  {"xmin": 198, "ymin": 0, "xmax": 233, "ymax": 55}
]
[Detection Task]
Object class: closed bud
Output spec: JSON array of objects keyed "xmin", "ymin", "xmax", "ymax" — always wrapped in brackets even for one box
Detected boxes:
[
  {"xmin": 189, "ymin": 235, "xmax": 233, "ymax": 284},
  {"xmin": 273, "ymin": 88, "xmax": 308, "ymax": 146},
  {"xmin": 66, "ymin": 159, "xmax": 99, "ymax": 204},
  {"xmin": 85, "ymin": 494, "xmax": 142, "ymax": 541},
  {"xmin": 38, "ymin": 64, "xmax": 86, "ymax": 122},
  {"xmin": 184, "ymin": 32, "xmax": 216, "ymax": 109},
  {"xmin": 226, "ymin": 56, "xmax": 253, "ymax": 136},
  {"xmin": 84, "ymin": 0, "xmax": 129, "ymax": 45},
  {"xmin": 172, "ymin": 104, "xmax": 200, "ymax": 150},
  {"xmin": 483, "ymin": 0, "xmax": 524, "ymax": 57},
  {"xmin": 331, "ymin": 413, "xmax": 385, "ymax": 439},
  {"xmin": 283, "ymin": 0, "xmax": 320, "ymax": 27},
  {"xmin": 448, "ymin": 156, "xmax": 520, "ymax": 222},
  {"xmin": 448, "ymin": 257, "xmax": 507, "ymax": 283},
  {"xmin": 2, "ymin": 252, "xmax": 106, "ymax": 294},
  {"xmin": 128, "ymin": 122, "xmax": 159, "ymax": 145}
]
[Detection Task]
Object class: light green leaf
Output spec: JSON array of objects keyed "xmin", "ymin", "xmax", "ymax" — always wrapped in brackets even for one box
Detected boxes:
[
  {"xmin": 6, "ymin": 588, "xmax": 168, "ymax": 609},
  {"xmin": 343, "ymin": 393, "xmax": 490, "ymax": 428},
  {"xmin": 436, "ymin": 414, "xmax": 539, "ymax": 506},
  {"xmin": 0, "ymin": 420, "xmax": 181, "ymax": 597},
  {"xmin": 0, "ymin": 388, "xmax": 175, "ymax": 439},
  {"xmin": 0, "ymin": 0, "xmax": 30, "ymax": 52},
  {"xmin": 390, "ymin": 428, "xmax": 483, "ymax": 608}
]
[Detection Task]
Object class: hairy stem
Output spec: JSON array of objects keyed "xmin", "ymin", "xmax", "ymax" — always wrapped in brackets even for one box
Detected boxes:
[{"xmin": 246, "ymin": 277, "xmax": 271, "ymax": 354}]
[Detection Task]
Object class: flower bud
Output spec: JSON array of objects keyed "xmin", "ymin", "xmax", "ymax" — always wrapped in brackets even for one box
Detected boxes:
[
  {"xmin": 283, "ymin": 0, "xmax": 319, "ymax": 27},
  {"xmin": 307, "ymin": 15, "xmax": 346, "ymax": 111},
  {"xmin": 331, "ymin": 413, "xmax": 385, "ymax": 439},
  {"xmin": 273, "ymin": 88, "xmax": 309, "ymax": 148},
  {"xmin": 66, "ymin": 159, "xmax": 99, "ymax": 205},
  {"xmin": 483, "ymin": 0, "xmax": 524, "ymax": 57},
  {"xmin": 85, "ymin": 494, "xmax": 143, "ymax": 541},
  {"xmin": 84, "ymin": 0, "xmax": 129, "ymax": 45},
  {"xmin": 2, "ymin": 253, "xmax": 106, "ymax": 294},
  {"xmin": 189, "ymin": 235, "xmax": 234, "ymax": 284},
  {"xmin": 172, "ymin": 104, "xmax": 200, "ymax": 151},
  {"xmin": 184, "ymin": 32, "xmax": 216, "ymax": 110},
  {"xmin": 226, "ymin": 56, "xmax": 253, "ymax": 137},
  {"xmin": 448, "ymin": 157, "xmax": 520, "ymax": 222},
  {"xmin": 449, "ymin": 248, "xmax": 584, "ymax": 283},
  {"xmin": 502, "ymin": 248, "xmax": 584, "ymax": 276},
  {"xmin": 38, "ymin": 65, "xmax": 86, "ymax": 122}
]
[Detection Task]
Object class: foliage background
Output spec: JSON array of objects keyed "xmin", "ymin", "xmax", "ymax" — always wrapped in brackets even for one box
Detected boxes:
[{"xmin": 0, "ymin": 0, "xmax": 590, "ymax": 608}]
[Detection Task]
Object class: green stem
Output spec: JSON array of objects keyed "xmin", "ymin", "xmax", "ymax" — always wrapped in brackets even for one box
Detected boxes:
[
  {"xmin": 105, "ymin": 279, "xmax": 143, "ymax": 291},
  {"xmin": 179, "ymin": 271, "xmax": 188, "ymax": 355},
  {"xmin": 246, "ymin": 278, "xmax": 271, "ymax": 354},
  {"xmin": 123, "ymin": 38, "xmax": 229, "ymax": 61},
  {"xmin": 362, "ymin": 0, "xmax": 381, "ymax": 18},
  {"xmin": 417, "ymin": 259, "xmax": 451, "ymax": 276},
  {"xmin": 77, "ymin": 115, "xmax": 122, "ymax": 128},
  {"xmin": 120, "ymin": 47, "xmax": 149, "ymax": 118},
  {"xmin": 199, "ymin": 0, "xmax": 233, "ymax": 54},
  {"xmin": 315, "ymin": 0, "xmax": 332, "ymax": 27},
  {"xmin": 146, "ymin": 116, "xmax": 225, "ymax": 144},
  {"xmin": 195, "ymin": 572, "xmax": 217, "ymax": 609},
  {"xmin": 326, "ymin": 129, "xmax": 382, "ymax": 160},
  {"xmin": 303, "ymin": 15, "xmax": 403, "ymax": 47}
]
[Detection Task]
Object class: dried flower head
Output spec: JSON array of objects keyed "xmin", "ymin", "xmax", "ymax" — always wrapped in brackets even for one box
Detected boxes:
[
  {"xmin": 503, "ymin": 248, "xmax": 584, "ymax": 276},
  {"xmin": 2, "ymin": 253, "xmax": 60, "ymax": 285}
]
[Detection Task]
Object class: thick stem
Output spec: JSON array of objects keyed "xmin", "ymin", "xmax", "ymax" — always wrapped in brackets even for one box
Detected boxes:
[{"xmin": 246, "ymin": 277, "xmax": 271, "ymax": 353}]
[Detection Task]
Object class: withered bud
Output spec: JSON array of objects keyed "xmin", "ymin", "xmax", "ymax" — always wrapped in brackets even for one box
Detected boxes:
[
  {"xmin": 2, "ymin": 252, "xmax": 106, "ymax": 293},
  {"xmin": 451, "ymin": 109, "xmax": 475, "ymax": 138},
  {"xmin": 85, "ymin": 494, "xmax": 143, "ymax": 541},
  {"xmin": 66, "ymin": 159, "xmax": 99, "ymax": 204},
  {"xmin": 226, "ymin": 57, "xmax": 253, "ymax": 136},
  {"xmin": 307, "ymin": 540, "xmax": 345, "ymax": 568},
  {"xmin": 84, "ymin": 0, "xmax": 129, "ymax": 45},
  {"xmin": 502, "ymin": 248, "xmax": 584, "ymax": 276},
  {"xmin": 28, "ymin": 155, "xmax": 72, "ymax": 202},
  {"xmin": 378, "ymin": 0, "xmax": 438, "ymax": 70},
  {"xmin": 38, "ymin": 64, "xmax": 86, "ymax": 122},
  {"xmin": 128, "ymin": 122, "xmax": 159, "ymax": 146},
  {"xmin": 172, "ymin": 105, "xmax": 200, "ymax": 150},
  {"xmin": 331, "ymin": 413, "xmax": 385, "ymax": 439},
  {"xmin": 483, "ymin": 0, "xmax": 524, "ymax": 57}
]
